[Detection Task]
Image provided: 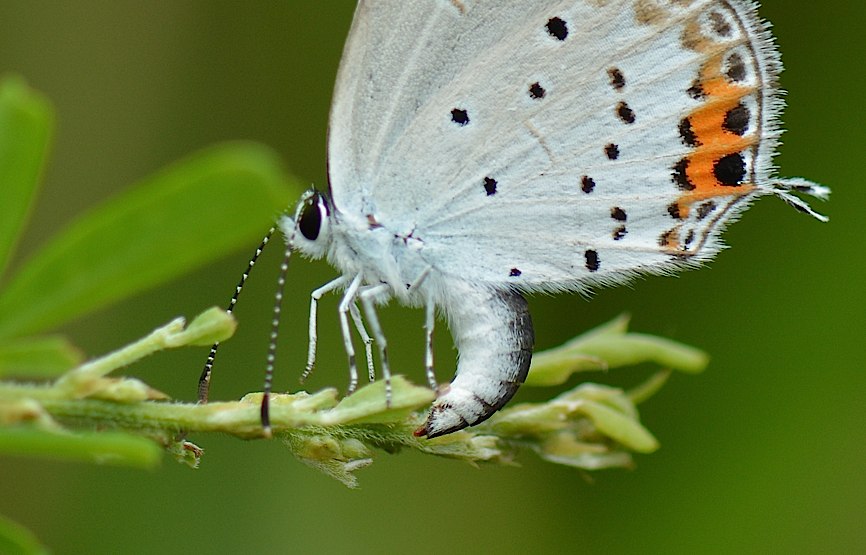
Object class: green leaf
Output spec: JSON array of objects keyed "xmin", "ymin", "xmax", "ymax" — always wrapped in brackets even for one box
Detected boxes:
[
  {"xmin": 165, "ymin": 306, "xmax": 238, "ymax": 348},
  {"xmin": 54, "ymin": 308, "xmax": 236, "ymax": 398},
  {"xmin": 0, "ymin": 142, "xmax": 299, "ymax": 339},
  {"xmin": 0, "ymin": 426, "xmax": 162, "ymax": 469},
  {"xmin": 0, "ymin": 513, "xmax": 50, "ymax": 555},
  {"xmin": 526, "ymin": 314, "xmax": 709, "ymax": 386},
  {"xmin": 627, "ymin": 370, "xmax": 672, "ymax": 405},
  {"xmin": 578, "ymin": 400, "xmax": 659, "ymax": 453},
  {"xmin": 0, "ymin": 75, "xmax": 53, "ymax": 281},
  {"xmin": 0, "ymin": 335, "xmax": 82, "ymax": 379},
  {"xmin": 322, "ymin": 376, "xmax": 435, "ymax": 425}
]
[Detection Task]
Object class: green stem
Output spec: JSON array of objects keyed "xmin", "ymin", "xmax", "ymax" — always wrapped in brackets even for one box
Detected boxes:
[{"xmin": 0, "ymin": 310, "xmax": 709, "ymax": 486}]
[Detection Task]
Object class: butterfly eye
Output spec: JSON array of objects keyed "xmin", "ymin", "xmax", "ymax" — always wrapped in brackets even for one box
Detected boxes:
[{"xmin": 298, "ymin": 193, "xmax": 326, "ymax": 241}]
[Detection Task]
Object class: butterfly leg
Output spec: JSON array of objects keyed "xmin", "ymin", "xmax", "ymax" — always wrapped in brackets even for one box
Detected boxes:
[
  {"xmin": 301, "ymin": 275, "xmax": 350, "ymax": 383},
  {"xmin": 358, "ymin": 283, "xmax": 392, "ymax": 406},
  {"xmin": 338, "ymin": 274, "xmax": 364, "ymax": 393},
  {"xmin": 404, "ymin": 267, "xmax": 437, "ymax": 390},
  {"xmin": 349, "ymin": 302, "xmax": 376, "ymax": 382},
  {"xmin": 424, "ymin": 298, "xmax": 437, "ymax": 390}
]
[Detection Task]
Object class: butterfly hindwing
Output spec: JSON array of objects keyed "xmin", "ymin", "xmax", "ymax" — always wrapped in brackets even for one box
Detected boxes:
[{"xmin": 329, "ymin": 0, "xmax": 788, "ymax": 293}]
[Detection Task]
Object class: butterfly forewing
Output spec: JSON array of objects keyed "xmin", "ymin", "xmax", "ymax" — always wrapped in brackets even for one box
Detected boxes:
[{"xmin": 328, "ymin": 0, "xmax": 787, "ymax": 292}]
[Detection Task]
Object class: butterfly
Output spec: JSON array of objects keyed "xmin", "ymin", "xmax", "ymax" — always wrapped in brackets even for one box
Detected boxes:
[{"xmin": 199, "ymin": 0, "xmax": 828, "ymax": 439}]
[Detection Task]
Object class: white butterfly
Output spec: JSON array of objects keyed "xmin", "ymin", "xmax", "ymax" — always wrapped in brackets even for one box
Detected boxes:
[{"xmin": 201, "ymin": 0, "xmax": 828, "ymax": 438}]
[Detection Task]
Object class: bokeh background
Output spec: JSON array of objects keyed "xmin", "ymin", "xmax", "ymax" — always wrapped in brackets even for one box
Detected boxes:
[{"xmin": 0, "ymin": 1, "xmax": 863, "ymax": 553}]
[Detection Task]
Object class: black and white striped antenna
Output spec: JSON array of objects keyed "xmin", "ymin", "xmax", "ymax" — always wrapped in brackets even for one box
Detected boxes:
[
  {"xmin": 197, "ymin": 227, "xmax": 276, "ymax": 405},
  {"xmin": 260, "ymin": 241, "xmax": 293, "ymax": 435}
]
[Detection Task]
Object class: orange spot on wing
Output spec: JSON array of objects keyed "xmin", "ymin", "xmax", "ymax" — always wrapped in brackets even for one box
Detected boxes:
[
  {"xmin": 674, "ymin": 54, "xmax": 758, "ymax": 216},
  {"xmin": 660, "ymin": 228, "xmax": 680, "ymax": 250}
]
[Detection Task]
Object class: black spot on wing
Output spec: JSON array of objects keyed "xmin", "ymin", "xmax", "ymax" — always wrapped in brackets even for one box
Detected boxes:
[
  {"xmin": 616, "ymin": 101, "xmax": 635, "ymax": 124},
  {"xmin": 659, "ymin": 228, "xmax": 677, "ymax": 247},
  {"xmin": 684, "ymin": 229, "xmax": 696, "ymax": 247},
  {"xmin": 714, "ymin": 153, "xmax": 746, "ymax": 186},
  {"xmin": 679, "ymin": 117, "xmax": 700, "ymax": 147},
  {"xmin": 529, "ymin": 82, "xmax": 546, "ymax": 99},
  {"xmin": 687, "ymin": 81, "xmax": 705, "ymax": 100},
  {"xmin": 697, "ymin": 201, "xmax": 717, "ymax": 220},
  {"xmin": 607, "ymin": 67, "xmax": 625, "ymax": 91},
  {"xmin": 584, "ymin": 250, "xmax": 600, "ymax": 272},
  {"xmin": 725, "ymin": 53, "xmax": 747, "ymax": 83},
  {"xmin": 483, "ymin": 176, "xmax": 498, "ymax": 196},
  {"xmin": 709, "ymin": 11, "xmax": 733, "ymax": 37},
  {"xmin": 451, "ymin": 108, "xmax": 470, "ymax": 126},
  {"xmin": 723, "ymin": 103, "xmax": 749, "ymax": 136},
  {"xmin": 672, "ymin": 158, "xmax": 696, "ymax": 191},
  {"xmin": 546, "ymin": 17, "xmax": 568, "ymax": 40}
]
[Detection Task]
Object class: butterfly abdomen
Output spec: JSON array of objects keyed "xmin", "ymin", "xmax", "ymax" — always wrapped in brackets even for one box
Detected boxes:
[{"xmin": 415, "ymin": 284, "xmax": 534, "ymax": 438}]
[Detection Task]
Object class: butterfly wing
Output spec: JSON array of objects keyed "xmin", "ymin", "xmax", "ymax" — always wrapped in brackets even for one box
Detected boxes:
[
  {"xmin": 327, "ymin": 0, "xmax": 810, "ymax": 293},
  {"xmin": 328, "ymin": 0, "xmax": 554, "ymax": 213}
]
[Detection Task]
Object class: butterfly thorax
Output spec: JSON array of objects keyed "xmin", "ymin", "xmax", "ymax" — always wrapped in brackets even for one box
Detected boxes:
[{"xmin": 326, "ymin": 206, "xmax": 433, "ymax": 306}]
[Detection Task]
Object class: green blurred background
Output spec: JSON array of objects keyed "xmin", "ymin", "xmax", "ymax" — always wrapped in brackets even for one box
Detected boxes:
[{"xmin": 0, "ymin": 1, "xmax": 863, "ymax": 553}]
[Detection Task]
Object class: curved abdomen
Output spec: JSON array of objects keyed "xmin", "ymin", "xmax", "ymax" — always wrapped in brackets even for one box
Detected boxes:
[{"xmin": 415, "ymin": 284, "xmax": 534, "ymax": 438}]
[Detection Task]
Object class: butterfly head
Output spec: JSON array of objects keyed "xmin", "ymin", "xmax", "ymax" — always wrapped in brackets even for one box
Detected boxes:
[{"xmin": 283, "ymin": 189, "xmax": 332, "ymax": 259}]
